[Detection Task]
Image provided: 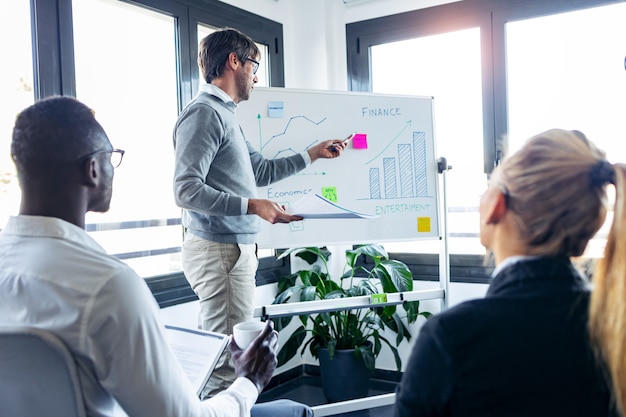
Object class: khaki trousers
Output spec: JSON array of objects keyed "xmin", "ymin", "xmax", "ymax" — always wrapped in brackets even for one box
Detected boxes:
[{"xmin": 182, "ymin": 233, "xmax": 258, "ymax": 398}]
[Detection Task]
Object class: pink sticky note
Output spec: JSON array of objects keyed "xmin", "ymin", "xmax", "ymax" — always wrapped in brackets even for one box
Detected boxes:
[{"xmin": 353, "ymin": 133, "xmax": 368, "ymax": 149}]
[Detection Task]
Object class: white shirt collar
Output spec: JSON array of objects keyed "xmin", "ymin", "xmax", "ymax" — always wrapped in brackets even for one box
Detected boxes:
[
  {"xmin": 2, "ymin": 215, "xmax": 106, "ymax": 254},
  {"xmin": 199, "ymin": 83, "xmax": 236, "ymax": 108},
  {"xmin": 492, "ymin": 255, "xmax": 540, "ymax": 278}
]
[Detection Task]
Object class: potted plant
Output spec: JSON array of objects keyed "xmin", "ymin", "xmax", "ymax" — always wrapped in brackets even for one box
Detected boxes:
[{"xmin": 272, "ymin": 244, "xmax": 431, "ymax": 402}]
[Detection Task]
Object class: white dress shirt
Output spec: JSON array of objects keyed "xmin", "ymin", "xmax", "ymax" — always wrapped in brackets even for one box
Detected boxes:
[{"xmin": 0, "ymin": 215, "xmax": 258, "ymax": 417}]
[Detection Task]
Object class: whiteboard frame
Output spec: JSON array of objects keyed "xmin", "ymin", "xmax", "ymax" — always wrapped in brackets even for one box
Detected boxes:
[{"xmin": 237, "ymin": 87, "xmax": 441, "ymax": 249}]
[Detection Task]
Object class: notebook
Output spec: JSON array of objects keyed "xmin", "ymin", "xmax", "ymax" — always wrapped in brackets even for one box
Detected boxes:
[{"xmin": 163, "ymin": 325, "xmax": 229, "ymax": 397}]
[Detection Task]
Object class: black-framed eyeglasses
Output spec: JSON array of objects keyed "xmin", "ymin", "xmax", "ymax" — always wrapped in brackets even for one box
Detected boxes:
[
  {"xmin": 246, "ymin": 57, "xmax": 260, "ymax": 75},
  {"xmin": 76, "ymin": 148, "xmax": 125, "ymax": 168}
]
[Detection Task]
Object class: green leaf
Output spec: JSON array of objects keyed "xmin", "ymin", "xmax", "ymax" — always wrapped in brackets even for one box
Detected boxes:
[
  {"xmin": 353, "ymin": 265, "xmax": 371, "ymax": 277},
  {"xmin": 372, "ymin": 333, "xmax": 382, "ymax": 356},
  {"xmin": 304, "ymin": 337, "xmax": 318, "ymax": 359},
  {"xmin": 275, "ymin": 315, "xmax": 293, "ymax": 332},
  {"xmin": 420, "ymin": 311, "xmax": 434, "ymax": 319},
  {"xmin": 358, "ymin": 344, "xmax": 376, "ymax": 371},
  {"xmin": 327, "ymin": 339, "xmax": 337, "ymax": 360},
  {"xmin": 295, "ymin": 247, "xmax": 330, "ymax": 264},
  {"xmin": 380, "ymin": 304, "xmax": 397, "ymax": 319},
  {"xmin": 392, "ymin": 313, "xmax": 405, "ymax": 345},
  {"xmin": 298, "ymin": 269, "xmax": 315, "ymax": 286},
  {"xmin": 298, "ymin": 313, "xmax": 309, "ymax": 327},
  {"xmin": 345, "ymin": 250, "xmax": 358, "ymax": 270},
  {"xmin": 351, "ymin": 244, "xmax": 388, "ymax": 260},
  {"xmin": 325, "ymin": 289, "xmax": 348, "ymax": 299},
  {"xmin": 404, "ymin": 300, "xmax": 420, "ymax": 323},
  {"xmin": 377, "ymin": 259, "xmax": 413, "ymax": 293},
  {"xmin": 300, "ymin": 285, "xmax": 318, "ymax": 302},
  {"xmin": 277, "ymin": 325, "xmax": 307, "ymax": 367},
  {"xmin": 276, "ymin": 247, "xmax": 299, "ymax": 260},
  {"xmin": 277, "ymin": 273, "xmax": 299, "ymax": 293},
  {"xmin": 346, "ymin": 284, "xmax": 369, "ymax": 297},
  {"xmin": 360, "ymin": 279, "xmax": 380, "ymax": 293},
  {"xmin": 378, "ymin": 334, "xmax": 402, "ymax": 372},
  {"xmin": 273, "ymin": 286, "xmax": 296, "ymax": 305},
  {"xmin": 317, "ymin": 278, "xmax": 341, "ymax": 297}
]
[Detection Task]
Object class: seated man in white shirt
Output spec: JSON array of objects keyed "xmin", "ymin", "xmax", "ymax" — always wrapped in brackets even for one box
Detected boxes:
[{"xmin": 0, "ymin": 96, "xmax": 311, "ymax": 417}]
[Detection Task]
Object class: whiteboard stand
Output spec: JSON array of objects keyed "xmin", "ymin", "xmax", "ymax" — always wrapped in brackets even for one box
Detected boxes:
[
  {"xmin": 252, "ymin": 289, "xmax": 446, "ymax": 417},
  {"xmin": 437, "ymin": 156, "xmax": 451, "ymax": 311},
  {"xmin": 253, "ymin": 156, "xmax": 453, "ymax": 417}
]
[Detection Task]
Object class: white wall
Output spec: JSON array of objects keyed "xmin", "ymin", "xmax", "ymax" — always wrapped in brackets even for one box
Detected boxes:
[{"xmin": 217, "ymin": 0, "xmax": 459, "ymax": 90}]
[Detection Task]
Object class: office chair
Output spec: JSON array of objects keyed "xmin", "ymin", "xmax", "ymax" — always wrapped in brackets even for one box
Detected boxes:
[{"xmin": 0, "ymin": 325, "xmax": 86, "ymax": 417}]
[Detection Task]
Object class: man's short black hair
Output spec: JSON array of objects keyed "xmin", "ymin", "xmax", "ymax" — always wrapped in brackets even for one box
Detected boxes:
[{"xmin": 11, "ymin": 96, "xmax": 106, "ymax": 180}]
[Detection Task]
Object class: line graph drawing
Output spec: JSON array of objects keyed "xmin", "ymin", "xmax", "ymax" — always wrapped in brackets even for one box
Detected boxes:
[
  {"xmin": 256, "ymin": 114, "xmax": 327, "ymax": 154},
  {"xmin": 365, "ymin": 120, "xmax": 412, "ymax": 165}
]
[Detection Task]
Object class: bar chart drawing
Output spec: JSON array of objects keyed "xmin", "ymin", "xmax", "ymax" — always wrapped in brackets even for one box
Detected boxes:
[{"xmin": 367, "ymin": 131, "xmax": 429, "ymax": 200}]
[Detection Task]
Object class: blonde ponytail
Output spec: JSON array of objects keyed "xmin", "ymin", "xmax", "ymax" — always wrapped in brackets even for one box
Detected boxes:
[{"xmin": 590, "ymin": 163, "xmax": 626, "ymax": 416}]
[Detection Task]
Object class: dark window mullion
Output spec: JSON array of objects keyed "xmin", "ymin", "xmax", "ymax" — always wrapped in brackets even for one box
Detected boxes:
[
  {"xmin": 58, "ymin": 0, "xmax": 76, "ymax": 97},
  {"xmin": 30, "ymin": 0, "xmax": 66, "ymax": 98},
  {"xmin": 188, "ymin": 1, "xmax": 284, "ymax": 97}
]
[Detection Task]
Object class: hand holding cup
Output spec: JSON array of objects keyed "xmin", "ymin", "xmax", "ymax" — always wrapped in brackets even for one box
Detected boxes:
[
  {"xmin": 230, "ymin": 320, "xmax": 278, "ymax": 393},
  {"xmin": 233, "ymin": 320, "xmax": 266, "ymax": 349}
]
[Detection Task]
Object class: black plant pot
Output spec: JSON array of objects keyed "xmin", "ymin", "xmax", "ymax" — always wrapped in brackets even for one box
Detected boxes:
[{"xmin": 317, "ymin": 346, "xmax": 373, "ymax": 403}]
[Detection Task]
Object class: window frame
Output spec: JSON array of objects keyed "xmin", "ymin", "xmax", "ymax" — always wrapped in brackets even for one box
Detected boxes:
[
  {"xmin": 345, "ymin": 0, "xmax": 625, "ymax": 173},
  {"xmin": 188, "ymin": 3, "xmax": 284, "ymax": 99},
  {"xmin": 27, "ymin": 0, "xmax": 286, "ymax": 284}
]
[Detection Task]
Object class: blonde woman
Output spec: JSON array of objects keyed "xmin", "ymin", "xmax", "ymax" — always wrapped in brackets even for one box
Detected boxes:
[
  {"xmin": 589, "ymin": 153, "xmax": 626, "ymax": 414},
  {"xmin": 394, "ymin": 129, "xmax": 617, "ymax": 416}
]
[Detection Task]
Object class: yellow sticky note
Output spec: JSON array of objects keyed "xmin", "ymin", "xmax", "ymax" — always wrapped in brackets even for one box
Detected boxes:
[
  {"xmin": 322, "ymin": 187, "xmax": 338, "ymax": 202},
  {"xmin": 417, "ymin": 217, "xmax": 431, "ymax": 233}
]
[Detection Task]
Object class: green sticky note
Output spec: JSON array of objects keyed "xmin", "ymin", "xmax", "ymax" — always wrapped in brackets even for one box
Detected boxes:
[
  {"xmin": 371, "ymin": 293, "xmax": 387, "ymax": 304},
  {"xmin": 322, "ymin": 187, "xmax": 338, "ymax": 202}
]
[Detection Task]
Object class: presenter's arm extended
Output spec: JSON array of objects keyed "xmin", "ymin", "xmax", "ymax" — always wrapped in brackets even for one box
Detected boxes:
[{"xmin": 248, "ymin": 137, "xmax": 348, "ymax": 224}]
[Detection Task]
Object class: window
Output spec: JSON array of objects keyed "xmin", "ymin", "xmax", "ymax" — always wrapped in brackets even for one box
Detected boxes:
[
  {"xmin": 347, "ymin": 0, "xmax": 624, "ymax": 256},
  {"xmin": 1, "ymin": 0, "xmax": 287, "ymax": 278},
  {"xmin": 505, "ymin": 2, "xmax": 626, "ymax": 258},
  {"xmin": 0, "ymin": 1, "xmax": 34, "ymax": 227},
  {"xmin": 371, "ymin": 28, "xmax": 485, "ymax": 254},
  {"xmin": 72, "ymin": 0, "xmax": 182, "ymax": 277},
  {"xmin": 505, "ymin": 3, "xmax": 626, "ymax": 158}
]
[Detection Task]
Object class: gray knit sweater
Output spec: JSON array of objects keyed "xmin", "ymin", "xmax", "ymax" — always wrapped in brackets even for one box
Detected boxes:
[{"xmin": 173, "ymin": 85, "xmax": 307, "ymax": 244}]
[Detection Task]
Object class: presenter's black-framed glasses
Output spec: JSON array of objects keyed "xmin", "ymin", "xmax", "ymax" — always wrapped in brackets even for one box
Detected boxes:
[
  {"xmin": 246, "ymin": 57, "xmax": 260, "ymax": 74},
  {"xmin": 76, "ymin": 148, "xmax": 125, "ymax": 168}
]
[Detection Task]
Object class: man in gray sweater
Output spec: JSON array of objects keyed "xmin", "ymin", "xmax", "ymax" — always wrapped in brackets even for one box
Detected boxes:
[{"xmin": 173, "ymin": 27, "xmax": 347, "ymax": 397}]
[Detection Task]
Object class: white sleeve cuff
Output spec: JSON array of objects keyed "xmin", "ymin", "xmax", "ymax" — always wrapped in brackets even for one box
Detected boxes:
[{"xmin": 300, "ymin": 151, "xmax": 312, "ymax": 166}]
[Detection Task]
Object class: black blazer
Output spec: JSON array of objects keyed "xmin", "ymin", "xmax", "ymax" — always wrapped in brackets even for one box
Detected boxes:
[{"xmin": 395, "ymin": 257, "xmax": 614, "ymax": 417}]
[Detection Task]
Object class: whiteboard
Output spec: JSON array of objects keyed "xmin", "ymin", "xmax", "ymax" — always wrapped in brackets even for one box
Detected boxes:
[{"xmin": 237, "ymin": 87, "xmax": 440, "ymax": 249}]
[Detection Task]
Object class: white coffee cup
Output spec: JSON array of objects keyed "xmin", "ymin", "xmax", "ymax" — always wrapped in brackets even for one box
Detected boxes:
[{"xmin": 233, "ymin": 320, "xmax": 266, "ymax": 349}]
